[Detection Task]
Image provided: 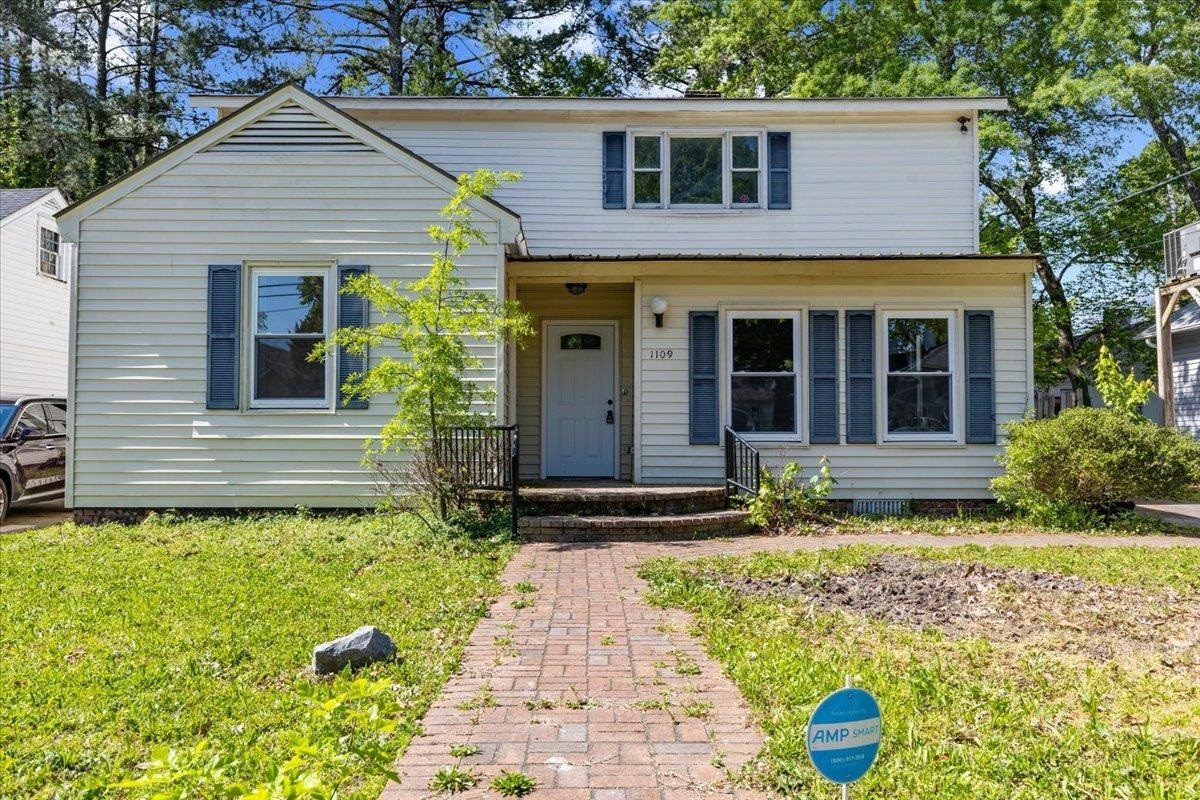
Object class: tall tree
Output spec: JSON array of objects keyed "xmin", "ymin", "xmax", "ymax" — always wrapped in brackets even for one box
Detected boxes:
[
  {"xmin": 648, "ymin": 0, "xmax": 1162, "ymax": 397},
  {"xmin": 1065, "ymin": 0, "xmax": 1200, "ymax": 217}
]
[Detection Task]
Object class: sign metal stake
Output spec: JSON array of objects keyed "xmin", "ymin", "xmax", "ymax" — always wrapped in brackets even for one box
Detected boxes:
[{"xmin": 841, "ymin": 674, "xmax": 852, "ymax": 800}]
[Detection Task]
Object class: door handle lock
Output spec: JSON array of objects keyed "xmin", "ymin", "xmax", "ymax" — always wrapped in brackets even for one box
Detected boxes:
[{"xmin": 605, "ymin": 410, "xmax": 614, "ymax": 425}]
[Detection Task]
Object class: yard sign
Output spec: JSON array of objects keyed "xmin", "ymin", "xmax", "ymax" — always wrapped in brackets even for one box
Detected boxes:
[{"xmin": 806, "ymin": 677, "xmax": 882, "ymax": 797}]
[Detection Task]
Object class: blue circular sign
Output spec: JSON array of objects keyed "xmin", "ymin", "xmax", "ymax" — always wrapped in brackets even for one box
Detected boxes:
[{"xmin": 806, "ymin": 687, "xmax": 882, "ymax": 785}]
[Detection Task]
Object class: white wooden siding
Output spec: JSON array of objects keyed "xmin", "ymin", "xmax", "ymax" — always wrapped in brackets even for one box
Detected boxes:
[
  {"xmin": 635, "ymin": 273, "xmax": 1032, "ymax": 498},
  {"xmin": 71, "ymin": 149, "xmax": 504, "ymax": 508},
  {"xmin": 0, "ymin": 194, "xmax": 70, "ymax": 396},
  {"xmin": 370, "ymin": 113, "xmax": 977, "ymax": 257}
]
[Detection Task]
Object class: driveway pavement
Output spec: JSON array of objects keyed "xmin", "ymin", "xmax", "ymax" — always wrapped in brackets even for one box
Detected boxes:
[
  {"xmin": 1, "ymin": 500, "xmax": 70, "ymax": 534},
  {"xmin": 1135, "ymin": 501, "xmax": 1200, "ymax": 528}
]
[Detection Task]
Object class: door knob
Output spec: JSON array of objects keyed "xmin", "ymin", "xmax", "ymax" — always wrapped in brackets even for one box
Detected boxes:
[{"xmin": 605, "ymin": 410, "xmax": 614, "ymax": 424}]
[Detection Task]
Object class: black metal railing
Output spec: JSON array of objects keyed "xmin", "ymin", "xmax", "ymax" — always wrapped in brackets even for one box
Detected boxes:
[
  {"xmin": 436, "ymin": 424, "xmax": 519, "ymax": 536},
  {"xmin": 724, "ymin": 426, "xmax": 760, "ymax": 507}
]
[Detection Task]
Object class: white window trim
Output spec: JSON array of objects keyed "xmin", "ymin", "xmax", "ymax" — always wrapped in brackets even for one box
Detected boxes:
[
  {"xmin": 724, "ymin": 309, "xmax": 805, "ymax": 442},
  {"xmin": 877, "ymin": 309, "xmax": 962, "ymax": 444},
  {"xmin": 248, "ymin": 264, "xmax": 335, "ymax": 410},
  {"xmin": 37, "ymin": 218, "xmax": 61, "ymax": 279},
  {"xmin": 626, "ymin": 129, "xmax": 766, "ymax": 211}
]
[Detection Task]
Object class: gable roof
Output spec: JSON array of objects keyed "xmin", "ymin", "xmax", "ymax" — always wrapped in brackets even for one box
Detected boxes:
[
  {"xmin": 1, "ymin": 187, "xmax": 57, "ymax": 220},
  {"xmin": 1138, "ymin": 302, "xmax": 1200, "ymax": 341},
  {"xmin": 55, "ymin": 83, "xmax": 522, "ymax": 243}
]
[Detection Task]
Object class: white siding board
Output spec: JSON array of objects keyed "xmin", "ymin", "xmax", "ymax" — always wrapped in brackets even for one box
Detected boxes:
[{"xmin": 72, "ymin": 148, "xmax": 504, "ymax": 508}]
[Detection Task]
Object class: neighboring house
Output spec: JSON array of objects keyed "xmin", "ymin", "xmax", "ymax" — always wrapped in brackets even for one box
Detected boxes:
[
  {"xmin": 55, "ymin": 84, "xmax": 1036, "ymax": 514},
  {"xmin": 1, "ymin": 187, "xmax": 72, "ymax": 397},
  {"xmin": 1139, "ymin": 302, "xmax": 1200, "ymax": 435}
]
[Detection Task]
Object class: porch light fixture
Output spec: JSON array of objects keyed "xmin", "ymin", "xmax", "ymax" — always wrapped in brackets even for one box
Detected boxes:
[
  {"xmin": 650, "ymin": 296, "xmax": 669, "ymax": 327},
  {"xmin": 957, "ymin": 115, "xmax": 970, "ymax": 134},
  {"xmin": 565, "ymin": 282, "xmax": 588, "ymax": 296}
]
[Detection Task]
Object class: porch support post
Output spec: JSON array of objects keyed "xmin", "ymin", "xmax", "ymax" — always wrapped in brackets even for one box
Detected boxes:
[{"xmin": 1158, "ymin": 284, "xmax": 1177, "ymax": 428}]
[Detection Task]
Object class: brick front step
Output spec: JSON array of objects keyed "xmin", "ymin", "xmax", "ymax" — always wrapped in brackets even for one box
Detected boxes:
[
  {"xmin": 473, "ymin": 484, "xmax": 729, "ymax": 516},
  {"xmin": 518, "ymin": 509, "xmax": 752, "ymax": 541}
]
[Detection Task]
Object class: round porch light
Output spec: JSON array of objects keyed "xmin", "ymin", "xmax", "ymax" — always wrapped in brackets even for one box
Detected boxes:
[
  {"xmin": 650, "ymin": 296, "xmax": 668, "ymax": 327},
  {"xmin": 565, "ymin": 282, "xmax": 588, "ymax": 296}
]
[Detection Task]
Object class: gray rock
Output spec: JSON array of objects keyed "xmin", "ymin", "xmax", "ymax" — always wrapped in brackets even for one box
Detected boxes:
[{"xmin": 312, "ymin": 625, "xmax": 397, "ymax": 674}]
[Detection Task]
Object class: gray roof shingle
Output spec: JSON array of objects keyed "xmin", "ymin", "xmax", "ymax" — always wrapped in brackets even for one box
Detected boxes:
[{"xmin": 0, "ymin": 187, "xmax": 57, "ymax": 220}]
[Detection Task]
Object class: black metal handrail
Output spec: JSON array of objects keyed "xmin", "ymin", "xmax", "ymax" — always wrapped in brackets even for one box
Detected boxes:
[
  {"xmin": 724, "ymin": 426, "xmax": 760, "ymax": 507},
  {"xmin": 436, "ymin": 424, "xmax": 519, "ymax": 536}
]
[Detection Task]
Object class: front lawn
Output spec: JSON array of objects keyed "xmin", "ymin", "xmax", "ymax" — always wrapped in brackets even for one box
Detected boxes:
[
  {"xmin": 642, "ymin": 545, "xmax": 1200, "ymax": 798},
  {"xmin": 0, "ymin": 513, "xmax": 516, "ymax": 798}
]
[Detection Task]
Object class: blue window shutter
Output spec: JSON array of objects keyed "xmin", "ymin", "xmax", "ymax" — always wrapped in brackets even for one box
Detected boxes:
[
  {"xmin": 767, "ymin": 132, "xmax": 791, "ymax": 209},
  {"xmin": 602, "ymin": 131, "xmax": 626, "ymax": 209},
  {"xmin": 965, "ymin": 310, "xmax": 995, "ymax": 443},
  {"xmin": 337, "ymin": 264, "xmax": 370, "ymax": 409},
  {"xmin": 845, "ymin": 310, "xmax": 875, "ymax": 443},
  {"xmin": 689, "ymin": 311, "xmax": 719, "ymax": 444},
  {"xmin": 206, "ymin": 264, "xmax": 240, "ymax": 410},
  {"xmin": 809, "ymin": 310, "xmax": 838, "ymax": 443}
]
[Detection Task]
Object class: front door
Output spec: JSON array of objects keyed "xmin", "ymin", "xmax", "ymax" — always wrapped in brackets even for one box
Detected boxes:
[{"xmin": 544, "ymin": 323, "xmax": 616, "ymax": 478}]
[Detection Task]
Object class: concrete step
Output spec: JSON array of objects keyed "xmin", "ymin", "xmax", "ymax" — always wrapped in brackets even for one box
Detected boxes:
[{"xmin": 518, "ymin": 509, "xmax": 752, "ymax": 542}]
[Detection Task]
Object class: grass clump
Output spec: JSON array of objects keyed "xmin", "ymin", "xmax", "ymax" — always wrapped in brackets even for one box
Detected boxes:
[
  {"xmin": 449, "ymin": 743, "xmax": 480, "ymax": 758},
  {"xmin": 430, "ymin": 765, "xmax": 478, "ymax": 794},
  {"xmin": 0, "ymin": 512, "xmax": 515, "ymax": 798},
  {"xmin": 513, "ymin": 581, "xmax": 538, "ymax": 594},
  {"xmin": 491, "ymin": 770, "xmax": 537, "ymax": 796}
]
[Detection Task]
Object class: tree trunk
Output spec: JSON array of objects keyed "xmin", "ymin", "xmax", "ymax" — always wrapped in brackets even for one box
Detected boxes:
[
  {"xmin": 92, "ymin": 1, "xmax": 113, "ymax": 184},
  {"xmin": 1144, "ymin": 106, "xmax": 1200, "ymax": 218}
]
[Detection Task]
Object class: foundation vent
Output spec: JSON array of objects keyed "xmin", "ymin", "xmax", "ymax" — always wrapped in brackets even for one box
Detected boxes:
[{"xmin": 851, "ymin": 498, "xmax": 913, "ymax": 517}]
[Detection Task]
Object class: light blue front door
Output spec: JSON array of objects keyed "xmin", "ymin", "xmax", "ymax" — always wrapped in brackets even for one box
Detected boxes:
[{"xmin": 544, "ymin": 323, "xmax": 616, "ymax": 478}]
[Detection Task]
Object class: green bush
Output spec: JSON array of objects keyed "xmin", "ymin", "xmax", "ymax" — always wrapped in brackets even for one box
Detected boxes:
[
  {"xmin": 992, "ymin": 407, "xmax": 1200, "ymax": 522},
  {"xmin": 747, "ymin": 457, "xmax": 836, "ymax": 532}
]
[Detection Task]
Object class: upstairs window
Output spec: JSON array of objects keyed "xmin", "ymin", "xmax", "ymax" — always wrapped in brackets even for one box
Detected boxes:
[
  {"xmin": 38, "ymin": 226, "xmax": 60, "ymax": 278},
  {"xmin": 630, "ymin": 131, "xmax": 765, "ymax": 209}
]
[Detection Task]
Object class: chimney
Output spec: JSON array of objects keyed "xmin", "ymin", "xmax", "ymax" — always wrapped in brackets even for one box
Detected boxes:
[{"xmin": 683, "ymin": 89, "xmax": 723, "ymax": 99}]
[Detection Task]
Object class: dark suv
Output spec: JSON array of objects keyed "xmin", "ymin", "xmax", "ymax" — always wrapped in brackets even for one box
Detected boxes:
[{"xmin": 0, "ymin": 397, "xmax": 68, "ymax": 523}]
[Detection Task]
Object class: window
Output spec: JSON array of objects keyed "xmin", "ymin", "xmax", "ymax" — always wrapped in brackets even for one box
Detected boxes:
[
  {"xmin": 628, "ymin": 131, "xmax": 764, "ymax": 209},
  {"xmin": 670, "ymin": 136, "xmax": 723, "ymax": 205},
  {"xmin": 43, "ymin": 402, "xmax": 67, "ymax": 435},
  {"xmin": 251, "ymin": 268, "xmax": 330, "ymax": 407},
  {"xmin": 15, "ymin": 404, "xmax": 50, "ymax": 438},
  {"xmin": 561, "ymin": 333, "xmax": 602, "ymax": 350},
  {"xmin": 728, "ymin": 312, "xmax": 799, "ymax": 436},
  {"xmin": 38, "ymin": 226, "xmax": 60, "ymax": 277},
  {"xmin": 885, "ymin": 314, "xmax": 955, "ymax": 437},
  {"xmin": 730, "ymin": 135, "xmax": 760, "ymax": 206},
  {"xmin": 632, "ymin": 135, "xmax": 662, "ymax": 206}
]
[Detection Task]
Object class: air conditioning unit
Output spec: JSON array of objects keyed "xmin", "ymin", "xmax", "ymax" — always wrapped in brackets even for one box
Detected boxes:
[{"xmin": 1165, "ymin": 221, "xmax": 1200, "ymax": 282}]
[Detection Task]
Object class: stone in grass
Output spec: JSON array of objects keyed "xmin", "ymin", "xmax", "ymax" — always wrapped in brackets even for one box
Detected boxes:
[{"xmin": 312, "ymin": 625, "xmax": 397, "ymax": 675}]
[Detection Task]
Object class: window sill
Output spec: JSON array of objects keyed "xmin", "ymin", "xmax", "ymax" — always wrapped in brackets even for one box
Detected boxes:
[
  {"xmin": 37, "ymin": 272, "xmax": 66, "ymax": 283},
  {"xmin": 878, "ymin": 438, "xmax": 965, "ymax": 448},
  {"xmin": 625, "ymin": 207, "xmax": 769, "ymax": 215}
]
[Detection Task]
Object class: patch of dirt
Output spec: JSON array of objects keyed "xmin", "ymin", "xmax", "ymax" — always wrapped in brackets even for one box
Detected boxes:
[{"xmin": 713, "ymin": 554, "xmax": 1200, "ymax": 670}]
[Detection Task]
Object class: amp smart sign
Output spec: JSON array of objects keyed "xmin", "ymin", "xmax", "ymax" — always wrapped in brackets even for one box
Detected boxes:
[{"xmin": 806, "ymin": 684, "xmax": 882, "ymax": 788}]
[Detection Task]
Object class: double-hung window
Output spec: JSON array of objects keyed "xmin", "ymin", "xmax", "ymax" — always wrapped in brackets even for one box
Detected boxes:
[
  {"xmin": 885, "ymin": 313, "xmax": 955, "ymax": 438},
  {"xmin": 630, "ymin": 131, "xmax": 764, "ymax": 209},
  {"xmin": 728, "ymin": 312, "xmax": 800, "ymax": 436},
  {"xmin": 251, "ymin": 267, "xmax": 331, "ymax": 408},
  {"xmin": 38, "ymin": 226, "xmax": 60, "ymax": 278}
]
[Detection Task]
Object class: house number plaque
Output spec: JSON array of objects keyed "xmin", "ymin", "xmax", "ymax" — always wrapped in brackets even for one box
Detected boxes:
[{"xmin": 646, "ymin": 349, "xmax": 674, "ymax": 359}]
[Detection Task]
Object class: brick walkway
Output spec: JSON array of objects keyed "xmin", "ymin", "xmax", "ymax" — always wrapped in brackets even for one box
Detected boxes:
[{"xmin": 382, "ymin": 531, "xmax": 1200, "ymax": 800}]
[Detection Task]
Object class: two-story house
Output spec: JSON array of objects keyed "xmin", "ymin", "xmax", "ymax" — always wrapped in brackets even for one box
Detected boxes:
[
  {"xmin": 1, "ymin": 187, "xmax": 72, "ymax": 398},
  {"xmin": 55, "ymin": 84, "xmax": 1035, "ymax": 517}
]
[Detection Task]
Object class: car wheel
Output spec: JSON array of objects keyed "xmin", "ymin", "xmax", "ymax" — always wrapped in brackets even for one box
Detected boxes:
[{"xmin": 0, "ymin": 480, "xmax": 8, "ymax": 525}]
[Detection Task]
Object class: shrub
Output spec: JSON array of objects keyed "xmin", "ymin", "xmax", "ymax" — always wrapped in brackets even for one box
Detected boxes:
[
  {"xmin": 1093, "ymin": 344, "xmax": 1153, "ymax": 421},
  {"xmin": 747, "ymin": 457, "xmax": 836, "ymax": 532},
  {"xmin": 992, "ymin": 407, "xmax": 1200, "ymax": 522}
]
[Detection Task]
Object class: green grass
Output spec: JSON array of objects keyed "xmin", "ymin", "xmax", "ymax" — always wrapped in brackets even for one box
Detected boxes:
[
  {"xmin": 0, "ymin": 512, "xmax": 516, "ymax": 799},
  {"xmin": 782, "ymin": 508, "xmax": 1198, "ymax": 537},
  {"xmin": 641, "ymin": 545, "xmax": 1200, "ymax": 799}
]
